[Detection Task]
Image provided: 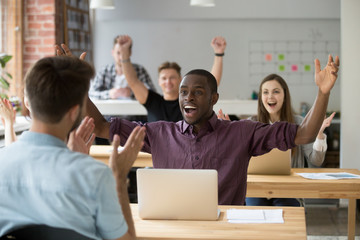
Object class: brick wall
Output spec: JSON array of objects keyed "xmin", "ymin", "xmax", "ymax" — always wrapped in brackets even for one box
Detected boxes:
[{"xmin": 23, "ymin": 0, "xmax": 63, "ymax": 76}]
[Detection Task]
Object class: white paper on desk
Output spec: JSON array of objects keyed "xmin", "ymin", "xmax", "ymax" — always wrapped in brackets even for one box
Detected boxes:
[
  {"xmin": 227, "ymin": 209, "xmax": 284, "ymax": 223},
  {"xmin": 296, "ymin": 172, "xmax": 360, "ymax": 180}
]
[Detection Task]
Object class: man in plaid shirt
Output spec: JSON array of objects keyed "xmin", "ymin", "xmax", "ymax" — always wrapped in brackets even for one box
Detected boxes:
[{"xmin": 89, "ymin": 35, "xmax": 156, "ymax": 100}]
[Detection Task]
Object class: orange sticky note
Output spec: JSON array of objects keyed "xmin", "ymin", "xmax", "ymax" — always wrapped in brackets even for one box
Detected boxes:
[{"xmin": 265, "ymin": 54, "xmax": 272, "ymax": 61}]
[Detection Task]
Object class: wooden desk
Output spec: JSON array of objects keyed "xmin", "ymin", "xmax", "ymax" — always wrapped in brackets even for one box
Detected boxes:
[
  {"xmin": 90, "ymin": 145, "xmax": 153, "ymax": 168},
  {"xmin": 131, "ymin": 204, "xmax": 306, "ymax": 240},
  {"xmin": 247, "ymin": 168, "xmax": 360, "ymax": 240}
]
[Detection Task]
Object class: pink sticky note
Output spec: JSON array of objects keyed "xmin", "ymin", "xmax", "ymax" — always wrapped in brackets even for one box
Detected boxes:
[
  {"xmin": 291, "ymin": 64, "xmax": 298, "ymax": 72},
  {"xmin": 265, "ymin": 54, "xmax": 272, "ymax": 61}
]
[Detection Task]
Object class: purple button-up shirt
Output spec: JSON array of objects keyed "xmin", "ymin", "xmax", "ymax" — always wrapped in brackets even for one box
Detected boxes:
[{"xmin": 110, "ymin": 113, "xmax": 298, "ymax": 205}]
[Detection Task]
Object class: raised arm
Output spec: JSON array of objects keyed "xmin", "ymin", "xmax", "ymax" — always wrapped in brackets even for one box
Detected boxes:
[
  {"xmin": 0, "ymin": 98, "xmax": 17, "ymax": 145},
  {"xmin": 294, "ymin": 55, "xmax": 339, "ymax": 145},
  {"xmin": 55, "ymin": 44, "xmax": 111, "ymax": 139},
  {"xmin": 317, "ymin": 111, "xmax": 336, "ymax": 140},
  {"xmin": 210, "ymin": 36, "xmax": 227, "ymax": 86},
  {"xmin": 117, "ymin": 35, "xmax": 149, "ymax": 104},
  {"xmin": 110, "ymin": 126, "xmax": 146, "ymax": 240}
]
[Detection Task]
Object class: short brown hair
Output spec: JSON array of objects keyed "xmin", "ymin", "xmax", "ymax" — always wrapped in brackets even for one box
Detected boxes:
[
  {"xmin": 158, "ymin": 61, "xmax": 181, "ymax": 76},
  {"xmin": 24, "ymin": 56, "xmax": 95, "ymax": 123}
]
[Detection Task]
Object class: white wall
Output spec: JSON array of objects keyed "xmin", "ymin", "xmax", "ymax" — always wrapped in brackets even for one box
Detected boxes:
[
  {"xmin": 340, "ymin": 0, "xmax": 360, "ymax": 169},
  {"xmin": 91, "ymin": 0, "xmax": 341, "ymax": 113}
]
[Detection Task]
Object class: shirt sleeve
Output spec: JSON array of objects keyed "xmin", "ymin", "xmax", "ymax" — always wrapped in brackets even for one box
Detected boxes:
[
  {"xmin": 313, "ymin": 134, "xmax": 327, "ymax": 152},
  {"xmin": 109, "ymin": 118, "xmax": 152, "ymax": 153},
  {"xmin": 95, "ymin": 169, "xmax": 128, "ymax": 239},
  {"xmin": 247, "ymin": 120, "xmax": 298, "ymax": 156}
]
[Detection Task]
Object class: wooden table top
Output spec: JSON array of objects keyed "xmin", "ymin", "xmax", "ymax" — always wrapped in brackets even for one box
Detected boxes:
[
  {"xmin": 90, "ymin": 145, "xmax": 153, "ymax": 168},
  {"xmin": 130, "ymin": 204, "xmax": 306, "ymax": 240},
  {"xmin": 247, "ymin": 168, "xmax": 360, "ymax": 199}
]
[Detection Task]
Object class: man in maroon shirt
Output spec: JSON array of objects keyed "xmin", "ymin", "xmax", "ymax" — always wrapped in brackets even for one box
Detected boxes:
[{"xmin": 70, "ymin": 41, "xmax": 337, "ymax": 205}]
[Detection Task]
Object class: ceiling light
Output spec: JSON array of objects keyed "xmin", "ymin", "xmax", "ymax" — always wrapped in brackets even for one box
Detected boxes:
[
  {"xmin": 90, "ymin": 0, "xmax": 115, "ymax": 9},
  {"xmin": 190, "ymin": 0, "xmax": 215, "ymax": 7}
]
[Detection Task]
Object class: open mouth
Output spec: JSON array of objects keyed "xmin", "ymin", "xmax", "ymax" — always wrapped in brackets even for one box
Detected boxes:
[
  {"xmin": 184, "ymin": 105, "xmax": 197, "ymax": 116},
  {"xmin": 267, "ymin": 102, "xmax": 277, "ymax": 108}
]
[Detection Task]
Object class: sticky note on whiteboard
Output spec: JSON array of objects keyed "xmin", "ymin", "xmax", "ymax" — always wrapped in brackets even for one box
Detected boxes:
[{"xmin": 265, "ymin": 53, "xmax": 272, "ymax": 61}]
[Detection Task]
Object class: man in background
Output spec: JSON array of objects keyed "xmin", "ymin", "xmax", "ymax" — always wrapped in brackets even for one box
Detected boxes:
[
  {"xmin": 89, "ymin": 35, "xmax": 156, "ymax": 144},
  {"xmin": 89, "ymin": 35, "xmax": 156, "ymax": 101},
  {"xmin": 117, "ymin": 35, "xmax": 227, "ymax": 122}
]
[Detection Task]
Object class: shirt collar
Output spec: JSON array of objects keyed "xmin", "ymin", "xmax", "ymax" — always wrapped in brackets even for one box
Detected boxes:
[
  {"xmin": 18, "ymin": 131, "xmax": 67, "ymax": 148},
  {"xmin": 180, "ymin": 111, "xmax": 217, "ymax": 134}
]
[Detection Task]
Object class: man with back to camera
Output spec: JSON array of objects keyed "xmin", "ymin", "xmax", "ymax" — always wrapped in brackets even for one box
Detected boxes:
[
  {"xmin": 59, "ymin": 45, "xmax": 339, "ymax": 206},
  {"xmin": 117, "ymin": 35, "xmax": 227, "ymax": 122},
  {"xmin": 0, "ymin": 55, "xmax": 145, "ymax": 240}
]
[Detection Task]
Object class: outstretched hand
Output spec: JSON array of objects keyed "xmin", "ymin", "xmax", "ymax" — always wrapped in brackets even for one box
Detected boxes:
[
  {"xmin": 67, "ymin": 116, "xmax": 96, "ymax": 154},
  {"xmin": 110, "ymin": 126, "xmax": 146, "ymax": 180},
  {"xmin": 55, "ymin": 44, "xmax": 87, "ymax": 60},
  {"xmin": 315, "ymin": 55, "xmax": 339, "ymax": 95},
  {"xmin": 317, "ymin": 112, "xmax": 336, "ymax": 139},
  {"xmin": 211, "ymin": 36, "xmax": 227, "ymax": 54},
  {"xmin": 217, "ymin": 109, "xmax": 230, "ymax": 121},
  {"xmin": 0, "ymin": 98, "xmax": 16, "ymax": 126}
]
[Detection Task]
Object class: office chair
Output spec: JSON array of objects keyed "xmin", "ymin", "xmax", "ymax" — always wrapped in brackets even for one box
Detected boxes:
[{"xmin": 0, "ymin": 225, "xmax": 94, "ymax": 240}]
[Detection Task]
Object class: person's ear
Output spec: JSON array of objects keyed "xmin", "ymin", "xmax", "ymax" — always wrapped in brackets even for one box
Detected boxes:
[
  {"xmin": 68, "ymin": 104, "xmax": 80, "ymax": 122},
  {"xmin": 24, "ymin": 96, "xmax": 31, "ymax": 112},
  {"xmin": 211, "ymin": 93, "xmax": 219, "ymax": 106}
]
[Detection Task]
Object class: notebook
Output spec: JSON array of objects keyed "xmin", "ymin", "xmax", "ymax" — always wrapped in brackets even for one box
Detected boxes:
[
  {"xmin": 248, "ymin": 148, "xmax": 292, "ymax": 175},
  {"xmin": 136, "ymin": 168, "xmax": 219, "ymax": 220}
]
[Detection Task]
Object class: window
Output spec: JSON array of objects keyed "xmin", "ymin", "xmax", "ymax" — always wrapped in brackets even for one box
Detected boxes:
[{"xmin": 0, "ymin": 0, "xmax": 22, "ymax": 100}]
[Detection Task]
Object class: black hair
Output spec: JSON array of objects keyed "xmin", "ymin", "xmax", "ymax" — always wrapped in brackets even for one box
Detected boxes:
[{"xmin": 184, "ymin": 69, "xmax": 217, "ymax": 94}]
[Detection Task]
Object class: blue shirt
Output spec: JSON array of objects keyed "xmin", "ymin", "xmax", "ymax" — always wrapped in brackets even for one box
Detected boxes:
[{"xmin": 0, "ymin": 132, "xmax": 127, "ymax": 240}]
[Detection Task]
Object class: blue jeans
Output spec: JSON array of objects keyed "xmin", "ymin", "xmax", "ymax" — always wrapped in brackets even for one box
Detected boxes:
[{"xmin": 246, "ymin": 197, "xmax": 300, "ymax": 207}]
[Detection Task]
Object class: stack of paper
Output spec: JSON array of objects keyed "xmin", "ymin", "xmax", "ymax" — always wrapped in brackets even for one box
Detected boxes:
[
  {"xmin": 226, "ymin": 209, "xmax": 284, "ymax": 223},
  {"xmin": 296, "ymin": 172, "xmax": 360, "ymax": 180}
]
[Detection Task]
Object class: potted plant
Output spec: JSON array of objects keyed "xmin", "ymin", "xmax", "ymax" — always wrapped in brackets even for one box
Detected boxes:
[{"xmin": 0, "ymin": 53, "xmax": 12, "ymax": 99}]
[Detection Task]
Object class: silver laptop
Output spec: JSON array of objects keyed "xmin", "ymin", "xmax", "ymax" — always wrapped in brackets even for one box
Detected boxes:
[
  {"xmin": 248, "ymin": 148, "xmax": 292, "ymax": 175},
  {"xmin": 136, "ymin": 168, "xmax": 219, "ymax": 220}
]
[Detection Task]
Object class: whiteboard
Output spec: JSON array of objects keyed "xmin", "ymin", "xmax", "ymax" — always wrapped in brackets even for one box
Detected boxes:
[{"xmin": 93, "ymin": 19, "xmax": 340, "ymax": 113}]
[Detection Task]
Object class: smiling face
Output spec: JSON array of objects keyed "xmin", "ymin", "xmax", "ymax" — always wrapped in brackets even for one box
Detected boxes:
[
  {"xmin": 261, "ymin": 79, "xmax": 285, "ymax": 122},
  {"xmin": 158, "ymin": 68, "xmax": 182, "ymax": 100},
  {"xmin": 179, "ymin": 74, "xmax": 218, "ymax": 132}
]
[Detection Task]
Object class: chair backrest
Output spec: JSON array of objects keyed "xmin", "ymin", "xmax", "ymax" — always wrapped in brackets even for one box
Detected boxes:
[{"xmin": 0, "ymin": 225, "xmax": 94, "ymax": 240}]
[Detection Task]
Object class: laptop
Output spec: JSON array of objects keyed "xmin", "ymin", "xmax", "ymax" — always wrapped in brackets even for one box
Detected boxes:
[
  {"xmin": 248, "ymin": 148, "xmax": 292, "ymax": 175},
  {"xmin": 136, "ymin": 168, "xmax": 219, "ymax": 220}
]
